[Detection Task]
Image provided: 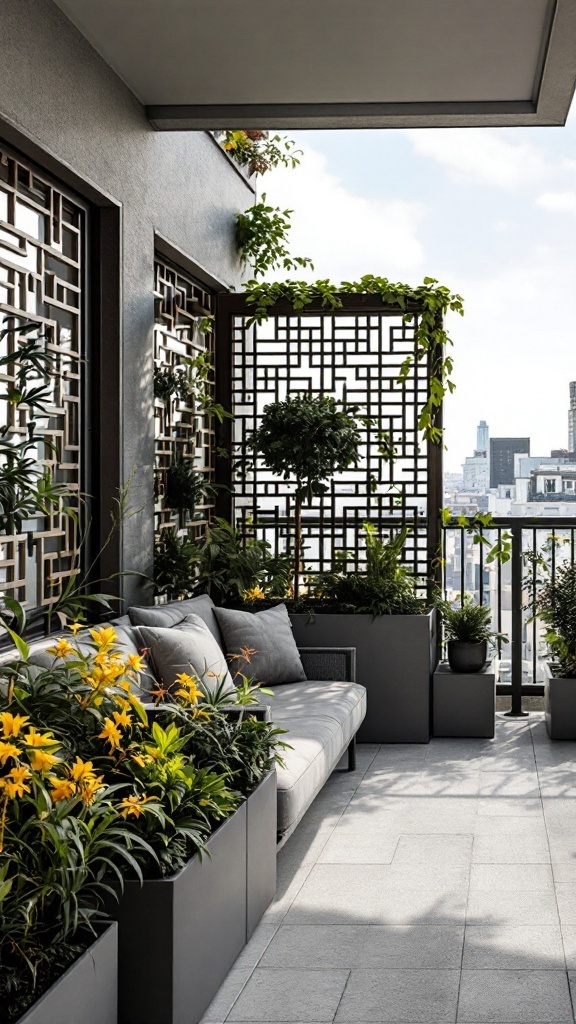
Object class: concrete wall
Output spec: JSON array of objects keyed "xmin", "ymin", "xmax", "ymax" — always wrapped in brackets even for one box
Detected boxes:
[{"xmin": 0, "ymin": 0, "xmax": 253, "ymax": 603}]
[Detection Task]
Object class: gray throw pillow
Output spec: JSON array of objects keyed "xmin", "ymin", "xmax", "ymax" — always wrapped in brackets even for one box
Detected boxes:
[
  {"xmin": 135, "ymin": 614, "xmax": 235, "ymax": 696},
  {"xmin": 128, "ymin": 594, "xmax": 222, "ymax": 644},
  {"xmin": 27, "ymin": 624, "xmax": 150, "ymax": 696},
  {"xmin": 213, "ymin": 604, "xmax": 306, "ymax": 685}
]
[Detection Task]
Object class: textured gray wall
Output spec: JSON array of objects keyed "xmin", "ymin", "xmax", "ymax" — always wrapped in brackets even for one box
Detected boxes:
[{"xmin": 0, "ymin": 0, "xmax": 252, "ymax": 603}]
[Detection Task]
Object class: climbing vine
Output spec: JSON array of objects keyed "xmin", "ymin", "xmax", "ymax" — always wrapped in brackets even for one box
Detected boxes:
[
  {"xmin": 236, "ymin": 197, "xmax": 313, "ymax": 277},
  {"xmin": 243, "ymin": 275, "xmax": 464, "ymax": 444}
]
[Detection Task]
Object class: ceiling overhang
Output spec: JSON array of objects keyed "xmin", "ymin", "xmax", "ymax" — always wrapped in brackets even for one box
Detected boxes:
[{"xmin": 52, "ymin": 0, "xmax": 576, "ymax": 130}]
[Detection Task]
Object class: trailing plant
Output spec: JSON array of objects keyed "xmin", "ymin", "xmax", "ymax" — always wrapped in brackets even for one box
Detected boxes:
[
  {"xmin": 533, "ymin": 562, "xmax": 576, "ymax": 678},
  {"xmin": 154, "ymin": 350, "xmax": 230, "ymax": 423},
  {"xmin": 154, "ymin": 365, "xmax": 192, "ymax": 403},
  {"xmin": 440, "ymin": 508, "xmax": 512, "ymax": 566},
  {"xmin": 218, "ymin": 131, "xmax": 302, "ymax": 177},
  {"xmin": 244, "ymin": 275, "xmax": 464, "ymax": 444},
  {"xmin": 252, "ymin": 394, "xmax": 363, "ymax": 599},
  {"xmin": 311, "ymin": 522, "xmax": 423, "ymax": 616},
  {"xmin": 236, "ymin": 197, "xmax": 313, "ymax": 278},
  {"xmin": 435, "ymin": 594, "xmax": 508, "ymax": 646}
]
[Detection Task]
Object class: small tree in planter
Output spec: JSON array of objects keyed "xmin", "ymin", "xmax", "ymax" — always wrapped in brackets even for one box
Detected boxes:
[
  {"xmin": 252, "ymin": 393, "xmax": 362, "ymax": 600},
  {"xmin": 534, "ymin": 562, "xmax": 576, "ymax": 738}
]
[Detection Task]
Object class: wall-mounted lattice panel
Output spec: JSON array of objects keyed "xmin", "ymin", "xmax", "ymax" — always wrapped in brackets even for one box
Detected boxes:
[
  {"xmin": 153, "ymin": 258, "xmax": 216, "ymax": 544},
  {"xmin": 230, "ymin": 308, "xmax": 439, "ymax": 593},
  {"xmin": 0, "ymin": 146, "xmax": 84, "ymax": 615}
]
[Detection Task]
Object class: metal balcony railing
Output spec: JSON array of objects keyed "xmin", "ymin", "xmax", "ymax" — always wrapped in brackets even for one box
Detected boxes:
[{"xmin": 441, "ymin": 517, "xmax": 576, "ymax": 715}]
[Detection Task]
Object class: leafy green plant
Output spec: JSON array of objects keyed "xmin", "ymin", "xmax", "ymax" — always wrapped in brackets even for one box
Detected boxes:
[
  {"xmin": 164, "ymin": 462, "xmax": 217, "ymax": 515},
  {"xmin": 534, "ymin": 562, "xmax": 576, "ymax": 678},
  {"xmin": 440, "ymin": 508, "xmax": 513, "ymax": 565},
  {"xmin": 153, "ymin": 528, "xmax": 200, "ymax": 599},
  {"xmin": 311, "ymin": 522, "xmax": 422, "ymax": 616},
  {"xmin": 218, "ymin": 131, "xmax": 302, "ymax": 177},
  {"xmin": 435, "ymin": 594, "xmax": 508, "ymax": 645},
  {"xmin": 243, "ymin": 275, "xmax": 464, "ymax": 445},
  {"xmin": 236, "ymin": 197, "xmax": 313, "ymax": 278},
  {"xmin": 154, "ymin": 365, "xmax": 191, "ymax": 402},
  {"xmin": 253, "ymin": 394, "xmax": 363, "ymax": 599}
]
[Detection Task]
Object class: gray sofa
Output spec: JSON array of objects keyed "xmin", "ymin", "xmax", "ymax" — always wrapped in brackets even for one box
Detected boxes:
[{"xmin": 16, "ymin": 595, "xmax": 368, "ymax": 842}]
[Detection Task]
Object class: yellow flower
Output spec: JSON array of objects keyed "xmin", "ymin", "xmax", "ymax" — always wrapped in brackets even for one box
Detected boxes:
[
  {"xmin": 113, "ymin": 709, "xmax": 132, "ymax": 729},
  {"xmin": 29, "ymin": 748, "xmax": 60, "ymax": 773},
  {"xmin": 70, "ymin": 757, "xmax": 97, "ymax": 782},
  {"xmin": 22, "ymin": 728, "xmax": 59, "ymax": 749},
  {"xmin": 46, "ymin": 638, "xmax": 75, "ymax": 659},
  {"xmin": 2, "ymin": 765, "xmax": 32, "ymax": 799},
  {"xmin": 131, "ymin": 752, "xmax": 152, "ymax": 768},
  {"xmin": 0, "ymin": 712, "xmax": 29, "ymax": 738},
  {"xmin": 244, "ymin": 586, "xmax": 265, "ymax": 601},
  {"xmin": 0, "ymin": 741, "xmax": 22, "ymax": 766},
  {"xmin": 49, "ymin": 777, "xmax": 76, "ymax": 802},
  {"xmin": 174, "ymin": 672, "xmax": 204, "ymax": 705},
  {"xmin": 80, "ymin": 775, "xmax": 105, "ymax": 806},
  {"xmin": 98, "ymin": 718, "xmax": 122, "ymax": 751},
  {"xmin": 127, "ymin": 653, "xmax": 146, "ymax": 673},
  {"xmin": 89, "ymin": 626, "xmax": 117, "ymax": 649},
  {"xmin": 192, "ymin": 708, "xmax": 211, "ymax": 721},
  {"xmin": 68, "ymin": 622, "xmax": 83, "ymax": 635},
  {"xmin": 119, "ymin": 794, "xmax": 155, "ymax": 819}
]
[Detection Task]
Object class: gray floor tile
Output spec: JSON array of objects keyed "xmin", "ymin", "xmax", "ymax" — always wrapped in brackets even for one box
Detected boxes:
[
  {"xmin": 261, "ymin": 924, "xmax": 465, "ymax": 970},
  {"xmin": 234, "ymin": 924, "xmax": 279, "ymax": 969},
  {"xmin": 553, "ymin": 884, "xmax": 576, "ymax": 928},
  {"xmin": 457, "ymin": 969, "xmax": 573, "ymax": 1022},
  {"xmin": 473, "ymin": 816, "xmax": 548, "ymax": 839},
  {"xmin": 227, "ymin": 968, "xmax": 350, "ymax": 1022},
  {"xmin": 393, "ymin": 835, "xmax": 473, "ymax": 867},
  {"xmin": 465, "ymin": 890, "xmax": 560, "ymax": 926},
  {"xmin": 469, "ymin": 863, "xmax": 554, "ymax": 892},
  {"xmin": 559, "ymin": 926, "xmax": 576, "ymax": 969},
  {"xmin": 202, "ymin": 969, "xmax": 253, "ymax": 1023},
  {"xmin": 335, "ymin": 968, "xmax": 460, "ymax": 1022},
  {"xmin": 472, "ymin": 834, "xmax": 551, "ymax": 864},
  {"xmin": 476, "ymin": 797, "xmax": 543, "ymax": 817},
  {"xmin": 462, "ymin": 926, "xmax": 565, "ymax": 969},
  {"xmin": 318, "ymin": 830, "xmax": 399, "ymax": 864},
  {"xmin": 478, "ymin": 772, "xmax": 540, "ymax": 797}
]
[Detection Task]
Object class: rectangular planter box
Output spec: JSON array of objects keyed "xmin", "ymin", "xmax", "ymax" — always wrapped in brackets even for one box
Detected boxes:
[
  {"xmin": 115, "ymin": 803, "xmax": 247, "ymax": 1024},
  {"xmin": 246, "ymin": 769, "xmax": 277, "ymax": 939},
  {"xmin": 433, "ymin": 662, "xmax": 495, "ymax": 738},
  {"xmin": 544, "ymin": 663, "xmax": 576, "ymax": 739},
  {"xmin": 16, "ymin": 923, "xmax": 117, "ymax": 1024},
  {"xmin": 291, "ymin": 611, "xmax": 436, "ymax": 743}
]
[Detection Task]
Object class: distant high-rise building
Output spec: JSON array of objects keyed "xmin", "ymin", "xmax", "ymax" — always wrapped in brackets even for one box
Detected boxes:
[
  {"xmin": 476, "ymin": 420, "xmax": 489, "ymax": 455},
  {"xmin": 490, "ymin": 437, "xmax": 530, "ymax": 488},
  {"xmin": 569, "ymin": 382, "xmax": 576, "ymax": 453}
]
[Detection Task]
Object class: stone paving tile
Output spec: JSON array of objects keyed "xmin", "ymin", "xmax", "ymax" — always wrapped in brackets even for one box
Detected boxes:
[
  {"xmin": 469, "ymin": 863, "xmax": 554, "ymax": 892},
  {"xmin": 462, "ymin": 925, "xmax": 565, "ymax": 970},
  {"xmin": 202, "ymin": 969, "xmax": 253, "ymax": 1023},
  {"xmin": 465, "ymin": 889, "xmax": 560, "ymax": 927},
  {"xmin": 456, "ymin": 969, "xmax": 573, "ymax": 1022},
  {"xmin": 226, "ymin": 968, "xmax": 350, "ymax": 1021},
  {"xmin": 392, "ymin": 835, "xmax": 473, "ymax": 867},
  {"xmin": 260, "ymin": 925, "xmax": 465, "ymax": 970},
  {"xmin": 317, "ymin": 830, "xmax": 400, "ymax": 864},
  {"xmin": 472, "ymin": 815, "xmax": 548, "ymax": 839},
  {"xmin": 334, "ymin": 968, "xmax": 461, "ymax": 1022},
  {"xmin": 471, "ymin": 834, "xmax": 551, "ymax": 864}
]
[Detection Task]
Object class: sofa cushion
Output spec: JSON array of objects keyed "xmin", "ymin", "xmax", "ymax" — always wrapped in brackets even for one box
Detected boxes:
[
  {"xmin": 265, "ymin": 679, "xmax": 367, "ymax": 834},
  {"xmin": 128, "ymin": 594, "xmax": 222, "ymax": 645},
  {"xmin": 135, "ymin": 614, "xmax": 235, "ymax": 695},
  {"xmin": 213, "ymin": 603, "xmax": 306, "ymax": 685}
]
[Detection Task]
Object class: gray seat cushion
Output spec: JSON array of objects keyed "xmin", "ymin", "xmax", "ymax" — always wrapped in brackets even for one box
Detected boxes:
[
  {"xmin": 265, "ymin": 679, "xmax": 367, "ymax": 834},
  {"xmin": 128, "ymin": 594, "xmax": 222, "ymax": 645}
]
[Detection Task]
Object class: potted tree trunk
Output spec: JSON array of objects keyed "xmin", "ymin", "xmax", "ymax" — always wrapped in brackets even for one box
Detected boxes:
[{"xmin": 535, "ymin": 563, "xmax": 576, "ymax": 739}]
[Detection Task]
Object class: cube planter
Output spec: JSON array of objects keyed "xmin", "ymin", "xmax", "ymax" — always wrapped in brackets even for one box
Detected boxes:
[
  {"xmin": 291, "ymin": 611, "xmax": 436, "ymax": 742},
  {"xmin": 246, "ymin": 769, "xmax": 277, "ymax": 939},
  {"xmin": 15, "ymin": 923, "xmax": 117, "ymax": 1024},
  {"xmin": 544, "ymin": 663, "xmax": 576, "ymax": 739},
  {"xmin": 433, "ymin": 662, "xmax": 495, "ymax": 738}
]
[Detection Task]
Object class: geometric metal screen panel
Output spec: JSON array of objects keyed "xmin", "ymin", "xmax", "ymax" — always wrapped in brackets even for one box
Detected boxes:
[
  {"xmin": 0, "ymin": 145, "xmax": 85, "ymax": 614},
  {"xmin": 230, "ymin": 305, "xmax": 439, "ymax": 593},
  {"xmin": 153, "ymin": 257, "xmax": 216, "ymax": 544}
]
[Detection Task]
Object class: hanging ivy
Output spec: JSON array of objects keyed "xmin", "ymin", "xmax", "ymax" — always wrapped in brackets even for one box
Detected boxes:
[{"xmin": 243, "ymin": 274, "xmax": 464, "ymax": 444}]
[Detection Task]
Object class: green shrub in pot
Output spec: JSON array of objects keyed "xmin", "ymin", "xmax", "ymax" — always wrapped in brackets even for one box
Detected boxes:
[
  {"xmin": 535, "ymin": 561, "xmax": 576, "ymax": 678},
  {"xmin": 435, "ymin": 595, "xmax": 508, "ymax": 673}
]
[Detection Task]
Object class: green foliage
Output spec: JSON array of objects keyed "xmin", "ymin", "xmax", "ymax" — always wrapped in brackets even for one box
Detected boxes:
[
  {"xmin": 153, "ymin": 529, "xmax": 200, "ymax": 599},
  {"xmin": 164, "ymin": 462, "xmax": 218, "ymax": 514},
  {"xmin": 440, "ymin": 509, "xmax": 512, "ymax": 565},
  {"xmin": 236, "ymin": 197, "xmax": 313, "ymax": 278},
  {"xmin": 311, "ymin": 522, "xmax": 422, "ymax": 617},
  {"xmin": 535, "ymin": 562, "xmax": 576, "ymax": 678},
  {"xmin": 193, "ymin": 518, "xmax": 293, "ymax": 604},
  {"xmin": 154, "ymin": 350, "xmax": 231, "ymax": 423},
  {"xmin": 435, "ymin": 594, "xmax": 507, "ymax": 644},
  {"xmin": 244, "ymin": 275, "xmax": 464, "ymax": 444},
  {"xmin": 219, "ymin": 130, "xmax": 302, "ymax": 177}
]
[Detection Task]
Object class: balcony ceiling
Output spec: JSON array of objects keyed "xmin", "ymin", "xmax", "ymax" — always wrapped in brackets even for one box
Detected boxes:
[{"xmin": 53, "ymin": 0, "xmax": 576, "ymax": 130}]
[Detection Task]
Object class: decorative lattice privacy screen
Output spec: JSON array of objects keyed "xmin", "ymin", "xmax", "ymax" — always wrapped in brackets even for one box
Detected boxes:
[
  {"xmin": 224, "ymin": 300, "xmax": 441, "ymax": 594},
  {"xmin": 0, "ymin": 146, "xmax": 84, "ymax": 612},
  {"xmin": 153, "ymin": 258, "xmax": 216, "ymax": 543}
]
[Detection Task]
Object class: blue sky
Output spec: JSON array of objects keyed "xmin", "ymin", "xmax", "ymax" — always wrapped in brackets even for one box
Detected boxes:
[{"xmin": 261, "ymin": 113, "xmax": 576, "ymax": 472}]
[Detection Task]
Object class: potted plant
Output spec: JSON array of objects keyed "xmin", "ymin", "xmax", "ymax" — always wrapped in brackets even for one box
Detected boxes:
[
  {"xmin": 435, "ymin": 595, "xmax": 507, "ymax": 673},
  {"xmin": 534, "ymin": 562, "xmax": 576, "ymax": 739}
]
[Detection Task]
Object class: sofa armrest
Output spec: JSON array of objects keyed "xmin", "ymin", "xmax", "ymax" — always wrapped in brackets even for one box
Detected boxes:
[{"xmin": 298, "ymin": 647, "xmax": 356, "ymax": 683}]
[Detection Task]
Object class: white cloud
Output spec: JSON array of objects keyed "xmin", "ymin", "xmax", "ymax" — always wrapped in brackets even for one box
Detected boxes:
[
  {"xmin": 259, "ymin": 147, "xmax": 426, "ymax": 281},
  {"xmin": 407, "ymin": 129, "xmax": 564, "ymax": 190},
  {"xmin": 536, "ymin": 191, "xmax": 576, "ymax": 213}
]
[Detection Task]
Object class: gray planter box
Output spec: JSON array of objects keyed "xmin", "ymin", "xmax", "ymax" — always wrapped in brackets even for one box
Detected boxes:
[
  {"xmin": 16, "ymin": 924, "xmax": 117, "ymax": 1024},
  {"xmin": 115, "ymin": 803, "xmax": 247, "ymax": 1024},
  {"xmin": 291, "ymin": 611, "xmax": 436, "ymax": 743},
  {"xmin": 246, "ymin": 769, "xmax": 277, "ymax": 939},
  {"xmin": 544, "ymin": 662, "xmax": 576, "ymax": 739},
  {"xmin": 433, "ymin": 662, "xmax": 495, "ymax": 738}
]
